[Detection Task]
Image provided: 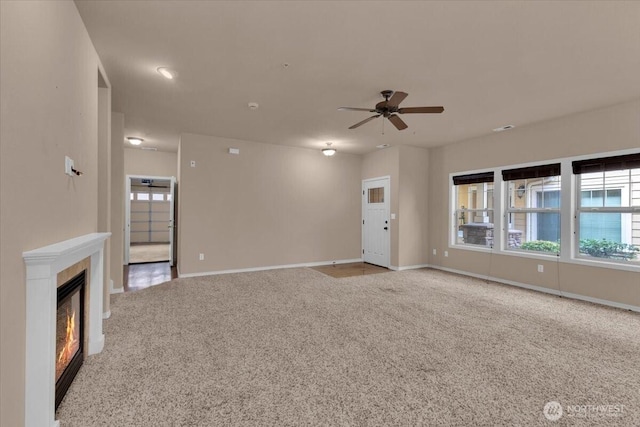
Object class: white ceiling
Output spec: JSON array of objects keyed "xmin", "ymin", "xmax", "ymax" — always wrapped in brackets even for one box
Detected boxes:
[{"xmin": 75, "ymin": 1, "xmax": 640, "ymax": 154}]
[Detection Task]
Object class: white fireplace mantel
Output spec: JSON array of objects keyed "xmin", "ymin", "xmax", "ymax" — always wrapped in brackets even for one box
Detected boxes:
[{"xmin": 23, "ymin": 232, "xmax": 110, "ymax": 427}]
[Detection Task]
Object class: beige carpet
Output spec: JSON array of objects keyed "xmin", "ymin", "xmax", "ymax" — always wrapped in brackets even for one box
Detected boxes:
[
  {"xmin": 129, "ymin": 243, "xmax": 170, "ymax": 264},
  {"xmin": 56, "ymin": 268, "xmax": 640, "ymax": 426}
]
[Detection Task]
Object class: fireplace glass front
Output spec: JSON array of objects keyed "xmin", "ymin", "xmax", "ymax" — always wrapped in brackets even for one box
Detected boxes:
[{"xmin": 55, "ymin": 270, "xmax": 85, "ymax": 409}]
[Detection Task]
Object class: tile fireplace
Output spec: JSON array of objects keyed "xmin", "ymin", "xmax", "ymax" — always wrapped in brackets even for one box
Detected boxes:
[{"xmin": 23, "ymin": 233, "xmax": 110, "ymax": 427}]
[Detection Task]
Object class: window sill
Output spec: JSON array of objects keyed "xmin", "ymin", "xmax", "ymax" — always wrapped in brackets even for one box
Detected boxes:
[{"xmin": 449, "ymin": 244, "xmax": 494, "ymax": 254}]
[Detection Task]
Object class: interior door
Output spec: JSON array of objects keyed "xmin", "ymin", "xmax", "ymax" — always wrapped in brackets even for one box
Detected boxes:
[{"xmin": 363, "ymin": 177, "xmax": 390, "ymax": 267}]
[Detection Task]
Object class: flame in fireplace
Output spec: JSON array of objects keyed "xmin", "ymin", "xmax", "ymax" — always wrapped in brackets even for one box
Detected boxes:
[{"xmin": 57, "ymin": 309, "xmax": 78, "ymax": 367}]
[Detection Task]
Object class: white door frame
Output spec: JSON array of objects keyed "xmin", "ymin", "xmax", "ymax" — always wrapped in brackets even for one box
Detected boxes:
[
  {"xmin": 125, "ymin": 175, "xmax": 176, "ymax": 266},
  {"xmin": 362, "ymin": 176, "xmax": 391, "ymax": 268}
]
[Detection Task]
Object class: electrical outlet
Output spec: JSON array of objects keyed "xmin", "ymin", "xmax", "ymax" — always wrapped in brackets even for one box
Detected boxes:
[
  {"xmin": 199, "ymin": 253, "xmax": 204, "ymax": 261},
  {"xmin": 190, "ymin": 160, "xmax": 196, "ymax": 168},
  {"xmin": 432, "ymin": 249, "xmax": 437, "ymax": 255},
  {"xmin": 537, "ymin": 264, "xmax": 544, "ymax": 273},
  {"xmin": 444, "ymin": 251, "xmax": 449, "ymax": 257}
]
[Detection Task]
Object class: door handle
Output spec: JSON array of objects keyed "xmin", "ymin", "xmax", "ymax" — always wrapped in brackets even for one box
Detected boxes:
[{"xmin": 384, "ymin": 227, "xmax": 388, "ymax": 230}]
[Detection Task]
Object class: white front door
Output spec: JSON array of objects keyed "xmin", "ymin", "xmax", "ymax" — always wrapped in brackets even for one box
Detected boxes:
[{"xmin": 363, "ymin": 177, "xmax": 390, "ymax": 267}]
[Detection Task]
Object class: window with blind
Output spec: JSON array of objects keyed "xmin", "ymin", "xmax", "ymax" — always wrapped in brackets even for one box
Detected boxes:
[
  {"xmin": 503, "ymin": 164, "xmax": 561, "ymax": 254},
  {"xmin": 452, "ymin": 172, "xmax": 494, "ymax": 247},
  {"xmin": 573, "ymin": 153, "xmax": 640, "ymax": 263}
]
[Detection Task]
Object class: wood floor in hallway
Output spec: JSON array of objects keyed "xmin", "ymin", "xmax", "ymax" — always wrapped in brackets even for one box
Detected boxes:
[{"xmin": 123, "ymin": 262, "xmax": 177, "ymax": 292}]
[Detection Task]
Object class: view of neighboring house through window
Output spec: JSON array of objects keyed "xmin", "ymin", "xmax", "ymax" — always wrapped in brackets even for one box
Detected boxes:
[
  {"xmin": 573, "ymin": 153, "xmax": 640, "ymax": 263},
  {"xmin": 503, "ymin": 164, "xmax": 562, "ymax": 254},
  {"xmin": 453, "ymin": 172, "xmax": 494, "ymax": 247},
  {"xmin": 450, "ymin": 151, "xmax": 639, "ymax": 269}
]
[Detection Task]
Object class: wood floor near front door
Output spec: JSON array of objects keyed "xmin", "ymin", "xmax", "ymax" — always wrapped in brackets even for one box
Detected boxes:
[{"xmin": 311, "ymin": 262, "xmax": 389, "ymax": 279}]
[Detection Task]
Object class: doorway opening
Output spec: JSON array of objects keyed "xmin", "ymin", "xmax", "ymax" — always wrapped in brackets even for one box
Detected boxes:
[{"xmin": 125, "ymin": 175, "xmax": 176, "ymax": 266}]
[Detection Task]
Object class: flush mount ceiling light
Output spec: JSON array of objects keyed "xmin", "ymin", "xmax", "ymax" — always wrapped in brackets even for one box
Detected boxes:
[
  {"xmin": 376, "ymin": 144, "xmax": 390, "ymax": 149},
  {"xmin": 127, "ymin": 137, "xmax": 143, "ymax": 146},
  {"xmin": 493, "ymin": 124, "xmax": 515, "ymax": 132},
  {"xmin": 322, "ymin": 142, "xmax": 336, "ymax": 157},
  {"xmin": 156, "ymin": 67, "xmax": 174, "ymax": 80}
]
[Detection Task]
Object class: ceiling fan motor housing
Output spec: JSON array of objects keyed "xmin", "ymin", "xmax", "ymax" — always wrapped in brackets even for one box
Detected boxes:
[{"xmin": 380, "ymin": 90, "xmax": 394, "ymax": 100}]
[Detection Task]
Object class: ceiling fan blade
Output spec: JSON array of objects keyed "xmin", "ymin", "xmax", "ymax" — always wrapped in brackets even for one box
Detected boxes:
[
  {"xmin": 386, "ymin": 91, "xmax": 408, "ymax": 108},
  {"xmin": 388, "ymin": 114, "xmax": 408, "ymax": 130},
  {"xmin": 349, "ymin": 114, "xmax": 381, "ymax": 129},
  {"xmin": 338, "ymin": 107, "xmax": 377, "ymax": 112},
  {"xmin": 398, "ymin": 106, "xmax": 444, "ymax": 114}
]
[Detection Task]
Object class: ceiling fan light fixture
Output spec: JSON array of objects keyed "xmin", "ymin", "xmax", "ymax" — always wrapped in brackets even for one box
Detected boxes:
[
  {"xmin": 127, "ymin": 137, "xmax": 143, "ymax": 146},
  {"xmin": 322, "ymin": 142, "xmax": 336, "ymax": 157},
  {"xmin": 156, "ymin": 67, "xmax": 174, "ymax": 80}
]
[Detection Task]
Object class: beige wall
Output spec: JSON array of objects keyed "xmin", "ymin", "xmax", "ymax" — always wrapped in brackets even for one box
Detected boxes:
[
  {"xmin": 398, "ymin": 146, "xmax": 430, "ymax": 267},
  {"xmin": 362, "ymin": 145, "xmax": 430, "ymax": 268},
  {"xmin": 0, "ymin": 1, "xmax": 102, "ymax": 424},
  {"xmin": 178, "ymin": 133, "xmax": 362, "ymax": 274},
  {"xmin": 428, "ymin": 99, "xmax": 640, "ymax": 307},
  {"xmin": 110, "ymin": 112, "xmax": 125, "ymax": 289},
  {"xmin": 124, "ymin": 148, "xmax": 177, "ymax": 178},
  {"xmin": 98, "ymin": 87, "xmax": 111, "ymax": 314}
]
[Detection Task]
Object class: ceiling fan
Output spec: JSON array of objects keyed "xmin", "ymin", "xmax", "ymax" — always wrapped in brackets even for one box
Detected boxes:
[{"xmin": 338, "ymin": 90, "xmax": 444, "ymax": 131}]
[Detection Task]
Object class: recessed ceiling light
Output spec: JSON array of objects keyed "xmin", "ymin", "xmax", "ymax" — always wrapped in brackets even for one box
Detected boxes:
[
  {"xmin": 376, "ymin": 144, "xmax": 390, "ymax": 149},
  {"xmin": 493, "ymin": 125, "xmax": 515, "ymax": 132},
  {"xmin": 156, "ymin": 67, "xmax": 174, "ymax": 80},
  {"xmin": 248, "ymin": 102, "xmax": 259, "ymax": 110},
  {"xmin": 127, "ymin": 137, "xmax": 143, "ymax": 146}
]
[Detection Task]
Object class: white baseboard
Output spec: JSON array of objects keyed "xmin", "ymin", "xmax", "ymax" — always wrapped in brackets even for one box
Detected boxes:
[
  {"xmin": 178, "ymin": 258, "xmax": 364, "ymax": 278},
  {"xmin": 429, "ymin": 265, "xmax": 640, "ymax": 313},
  {"xmin": 389, "ymin": 263, "xmax": 430, "ymax": 271},
  {"xmin": 109, "ymin": 279, "xmax": 124, "ymax": 294},
  {"xmin": 88, "ymin": 334, "xmax": 105, "ymax": 355}
]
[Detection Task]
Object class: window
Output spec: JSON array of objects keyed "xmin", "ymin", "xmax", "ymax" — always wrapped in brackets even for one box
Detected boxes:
[
  {"xmin": 136, "ymin": 192, "xmax": 149, "ymax": 201},
  {"xmin": 449, "ymin": 151, "xmax": 639, "ymax": 271},
  {"xmin": 574, "ymin": 153, "xmax": 640, "ymax": 263},
  {"xmin": 503, "ymin": 164, "xmax": 561, "ymax": 254},
  {"xmin": 452, "ymin": 172, "xmax": 494, "ymax": 247},
  {"xmin": 368, "ymin": 187, "xmax": 384, "ymax": 204},
  {"xmin": 152, "ymin": 193, "xmax": 164, "ymax": 201}
]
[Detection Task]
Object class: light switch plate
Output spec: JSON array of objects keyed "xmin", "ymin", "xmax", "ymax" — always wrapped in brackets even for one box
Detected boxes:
[{"xmin": 65, "ymin": 156, "xmax": 74, "ymax": 176}]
